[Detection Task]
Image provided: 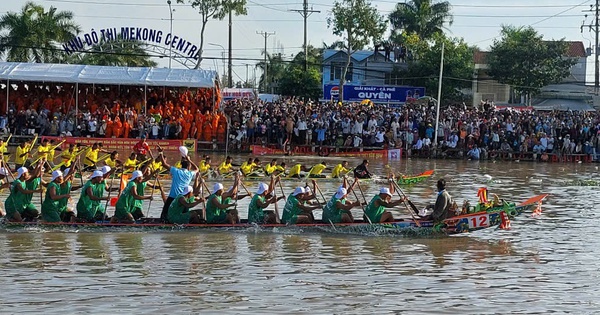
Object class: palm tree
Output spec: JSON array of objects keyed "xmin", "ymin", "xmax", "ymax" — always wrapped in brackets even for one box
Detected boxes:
[
  {"xmin": 0, "ymin": 2, "xmax": 80, "ymax": 63},
  {"xmin": 388, "ymin": 0, "xmax": 453, "ymax": 41},
  {"xmin": 69, "ymin": 36, "xmax": 158, "ymax": 67},
  {"xmin": 255, "ymin": 53, "xmax": 287, "ymax": 94}
]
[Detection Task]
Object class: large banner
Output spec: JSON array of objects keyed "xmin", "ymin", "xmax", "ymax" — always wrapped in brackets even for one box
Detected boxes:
[
  {"xmin": 323, "ymin": 84, "xmax": 426, "ymax": 103},
  {"xmin": 222, "ymin": 88, "xmax": 256, "ymax": 100},
  {"xmin": 41, "ymin": 136, "xmax": 196, "ymax": 152}
]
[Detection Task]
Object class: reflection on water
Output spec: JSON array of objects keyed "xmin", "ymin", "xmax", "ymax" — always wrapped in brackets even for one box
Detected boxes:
[{"xmin": 0, "ymin": 159, "xmax": 599, "ymax": 313}]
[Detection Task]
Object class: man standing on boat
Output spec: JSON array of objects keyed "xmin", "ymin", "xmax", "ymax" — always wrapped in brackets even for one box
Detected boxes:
[
  {"xmin": 281, "ymin": 187, "xmax": 322, "ymax": 224},
  {"xmin": 247, "ymin": 177, "xmax": 283, "ymax": 224},
  {"xmin": 364, "ymin": 182, "xmax": 406, "ymax": 223},
  {"xmin": 158, "ymin": 148, "xmax": 199, "ymax": 223},
  {"xmin": 354, "ymin": 160, "xmax": 372, "ymax": 179}
]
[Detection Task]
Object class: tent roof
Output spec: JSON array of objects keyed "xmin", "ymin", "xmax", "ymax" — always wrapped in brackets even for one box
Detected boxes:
[
  {"xmin": 0, "ymin": 62, "xmax": 217, "ymax": 88},
  {"xmin": 532, "ymin": 98, "xmax": 595, "ymax": 111}
]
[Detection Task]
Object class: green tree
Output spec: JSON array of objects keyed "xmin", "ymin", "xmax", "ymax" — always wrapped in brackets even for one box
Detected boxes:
[
  {"xmin": 327, "ymin": 0, "xmax": 387, "ymax": 101},
  {"xmin": 255, "ymin": 52, "xmax": 287, "ymax": 94},
  {"xmin": 279, "ymin": 67, "xmax": 322, "ymax": 101},
  {"xmin": 395, "ymin": 34, "xmax": 474, "ymax": 102},
  {"xmin": 487, "ymin": 26, "xmax": 577, "ymax": 103},
  {"xmin": 177, "ymin": 0, "xmax": 247, "ymax": 69},
  {"xmin": 0, "ymin": 2, "xmax": 80, "ymax": 63},
  {"xmin": 389, "ymin": 0, "xmax": 453, "ymax": 42},
  {"xmin": 69, "ymin": 36, "xmax": 157, "ymax": 67}
]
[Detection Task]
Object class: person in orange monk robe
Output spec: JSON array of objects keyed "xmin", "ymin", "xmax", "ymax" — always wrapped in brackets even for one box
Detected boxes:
[
  {"xmin": 123, "ymin": 120, "xmax": 131, "ymax": 138},
  {"xmin": 202, "ymin": 118, "xmax": 213, "ymax": 141},
  {"xmin": 182, "ymin": 120, "xmax": 191, "ymax": 139},
  {"xmin": 113, "ymin": 117, "xmax": 123, "ymax": 138},
  {"xmin": 105, "ymin": 119, "xmax": 114, "ymax": 138}
]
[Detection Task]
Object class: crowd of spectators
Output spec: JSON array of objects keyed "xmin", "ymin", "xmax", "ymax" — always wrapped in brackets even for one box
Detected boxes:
[
  {"xmin": 0, "ymin": 83, "xmax": 227, "ymax": 142},
  {"xmin": 2, "ymin": 82, "xmax": 599, "ymax": 162},
  {"xmin": 222, "ymin": 98, "xmax": 600, "ymax": 161}
]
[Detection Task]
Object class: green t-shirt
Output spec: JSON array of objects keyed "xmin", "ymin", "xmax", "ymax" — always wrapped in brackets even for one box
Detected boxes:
[
  {"xmin": 365, "ymin": 195, "xmax": 385, "ymax": 223},
  {"xmin": 115, "ymin": 181, "xmax": 136, "ymax": 218},
  {"xmin": 281, "ymin": 194, "xmax": 301, "ymax": 224},
  {"xmin": 247, "ymin": 194, "xmax": 266, "ymax": 224},
  {"xmin": 41, "ymin": 182, "xmax": 67, "ymax": 222},
  {"xmin": 168, "ymin": 195, "xmax": 194, "ymax": 224},
  {"xmin": 133, "ymin": 182, "xmax": 147, "ymax": 209},
  {"xmin": 77, "ymin": 180, "xmax": 102, "ymax": 221},
  {"xmin": 58, "ymin": 181, "xmax": 72, "ymax": 209},
  {"xmin": 5, "ymin": 179, "xmax": 27, "ymax": 213},
  {"xmin": 24, "ymin": 178, "xmax": 41, "ymax": 204},
  {"xmin": 205, "ymin": 194, "xmax": 223, "ymax": 223},
  {"xmin": 323, "ymin": 195, "xmax": 344, "ymax": 223}
]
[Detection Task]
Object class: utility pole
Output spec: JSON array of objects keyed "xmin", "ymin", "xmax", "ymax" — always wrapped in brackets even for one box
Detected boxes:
[
  {"xmin": 167, "ymin": 0, "xmax": 173, "ymax": 69},
  {"xmin": 257, "ymin": 31, "xmax": 275, "ymax": 93},
  {"xmin": 228, "ymin": 9, "xmax": 233, "ymax": 88},
  {"xmin": 583, "ymin": 1, "xmax": 600, "ymax": 94},
  {"xmin": 290, "ymin": 0, "xmax": 320, "ymax": 71}
]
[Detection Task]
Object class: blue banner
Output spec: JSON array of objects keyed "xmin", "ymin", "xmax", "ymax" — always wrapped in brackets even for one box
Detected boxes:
[{"xmin": 323, "ymin": 84, "xmax": 426, "ymax": 103}]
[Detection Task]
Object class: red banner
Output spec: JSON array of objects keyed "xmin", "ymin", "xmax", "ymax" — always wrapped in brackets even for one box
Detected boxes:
[{"xmin": 41, "ymin": 136, "xmax": 196, "ymax": 152}]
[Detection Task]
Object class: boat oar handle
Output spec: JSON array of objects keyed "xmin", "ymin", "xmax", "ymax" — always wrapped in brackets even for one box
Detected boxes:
[{"xmin": 391, "ymin": 180, "xmax": 421, "ymax": 227}]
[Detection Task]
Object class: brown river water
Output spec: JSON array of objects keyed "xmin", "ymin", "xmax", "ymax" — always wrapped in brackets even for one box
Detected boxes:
[{"xmin": 0, "ymin": 154, "xmax": 598, "ymax": 314}]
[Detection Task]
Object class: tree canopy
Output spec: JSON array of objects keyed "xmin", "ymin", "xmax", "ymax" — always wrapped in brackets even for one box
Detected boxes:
[
  {"xmin": 327, "ymin": 0, "xmax": 386, "ymax": 100},
  {"xmin": 0, "ymin": 2, "xmax": 80, "ymax": 63},
  {"xmin": 389, "ymin": 0, "xmax": 453, "ymax": 42},
  {"xmin": 487, "ymin": 26, "xmax": 578, "ymax": 100}
]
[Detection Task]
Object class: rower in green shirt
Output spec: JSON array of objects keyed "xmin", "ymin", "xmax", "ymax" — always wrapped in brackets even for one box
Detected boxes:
[
  {"xmin": 322, "ymin": 178, "xmax": 362, "ymax": 224},
  {"xmin": 364, "ymin": 182, "xmax": 406, "ymax": 223},
  {"xmin": 77, "ymin": 170, "xmax": 109, "ymax": 223},
  {"xmin": 111, "ymin": 170, "xmax": 153, "ymax": 224},
  {"xmin": 41, "ymin": 170, "xmax": 75, "ymax": 223},
  {"xmin": 205, "ymin": 182, "xmax": 238, "ymax": 224},
  {"xmin": 4, "ymin": 166, "xmax": 43, "ymax": 222},
  {"xmin": 247, "ymin": 176, "xmax": 282, "ymax": 224},
  {"xmin": 281, "ymin": 186, "xmax": 321, "ymax": 224},
  {"xmin": 168, "ymin": 185, "xmax": 204, "ymax": 224}
]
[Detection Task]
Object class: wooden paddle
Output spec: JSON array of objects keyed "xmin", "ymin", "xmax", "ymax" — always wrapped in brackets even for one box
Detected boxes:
[
  {"xmin": 352, "ymin": 179, "xmax": 372, "ymax": 224},
  {"xmin": 391, "ymin": 180, "xmax": 420, "ymax": 214},
  {"xmin": 391, "ymin": 180, "xmax": 421, "ymax": 227},
  {"xmin": 102, "ymin": 169, "xmax": 119, "ymax": 222},
  {"xmin": 271, "ymin": 180, "xmax": 281, "ymax": 224},
  {"xmin": 145, "ymin": 169, "xmax": 160, "ymax": 217}
]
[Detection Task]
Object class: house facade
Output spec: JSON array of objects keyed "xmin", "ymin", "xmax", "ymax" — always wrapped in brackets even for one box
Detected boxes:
[
  {"xmin": 321, "ymin": 49, "xmax": 425, "ymax": 104},
  {"xmin": 472, "ymin": 41, "xmax": 590, "ymax": 107}
]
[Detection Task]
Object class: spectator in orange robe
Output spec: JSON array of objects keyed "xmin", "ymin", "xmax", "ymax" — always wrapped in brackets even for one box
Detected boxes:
[
  {"xmin": 105, "ymin": 119, "xmax": 114, "ymax": 138},
  {"xmin": 113, "ymin": 117, "xmax": 123, "ymax": 138},
  {"xmin": 123, "ymin": 120, "xmax": 131, "ymax": 138}
]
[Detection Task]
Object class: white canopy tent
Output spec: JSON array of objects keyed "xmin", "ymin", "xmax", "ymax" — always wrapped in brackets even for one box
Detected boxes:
[{"xmin": 0, "ymin": 62, "xmax": 218, "ymax": 116}]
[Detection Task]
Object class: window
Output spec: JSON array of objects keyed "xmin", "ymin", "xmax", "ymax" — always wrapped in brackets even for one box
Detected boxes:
[
  {"xmin": 385, "ymin": 72, "xmax": 402, "ymax": 85},
  {"xmin": 329, "ymin": 62, "xmax": 353, "ymax": 81}
]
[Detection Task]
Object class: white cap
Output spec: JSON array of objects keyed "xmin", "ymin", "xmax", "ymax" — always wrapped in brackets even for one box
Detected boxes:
[
  {"xmin": 131, "ymin": 170, "xmax": 143, "ymax": 181},
  {"xmin": 304, "ymin": 186, "xmax": 312, "ymax": 193},
  {"xmin": 64, "ymin": 168, "xmax": 71, "ymax": 176},
  {"xmin": 256, "ymin": 183, "xmax": 269, "ymax": 195},
  {"xmin": 51, "ymin": 170, "xmax": 63, "ymax": 181},
  {"xmin": 91, "ymin": 170, "xmax": 104, "ymax": 179},
  {"xmin": 178, "ymin": 146, "xmax": 188, "ymax": 157},
  {"xmin": 0, "ymin": 167, "xmax": 8, "ymax": 176},
  {"xmin": 335, "ymin": 187, "xmax": 347, "ymax": 199},
  {"xmin": 213, "ymin": 183, "xmax": 224, "ymax": 192},
  {"xmin": 17, "ymin": 167, "xmax": 28, "ymax": 178},
  {"xmin": 292, "ymin": 186, "xmax": 305, "ymax": 196},
  {"xmin": 100, "ymin": 165, "xmax": 111, "ymax": 175},
  {"xmin": 182, "ymin": 185, "xmax": 193, "ymax": 196},
  {"xmin": 380, "ymin": 187, "xmax": 392, "ymax": 197}
]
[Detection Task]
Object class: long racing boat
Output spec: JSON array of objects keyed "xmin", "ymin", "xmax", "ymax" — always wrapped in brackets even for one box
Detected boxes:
[{"xmin": 1, "ymin": 194, "xmax": 548, "ymax": 236}]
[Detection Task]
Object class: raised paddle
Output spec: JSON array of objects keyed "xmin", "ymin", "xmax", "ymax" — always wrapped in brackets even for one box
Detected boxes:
[
  {"xmin": 145, "ymin": 169, "xmax": 160, "ymax": 217},
  {"xmin": 391, "ymin": 179, "xmax": 419, "ymax": 215},
  {"xmin": 271, "ymin": 176, "xmax": 281, "ymax": 224},
  {"xmin": 102, "ymin": 169, "xmax": 119, "ymax": 223},
  {"xmin": 353, "ymin": 179, "xmax": 372, "ymax": 224},
  {"xmin": 391, "ymin": 180, "xmax": 421, "ymax": 227}
]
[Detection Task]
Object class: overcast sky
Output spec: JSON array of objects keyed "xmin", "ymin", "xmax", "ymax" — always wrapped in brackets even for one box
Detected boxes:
[{"xmin": 3, "ymin": 0, "xmax": 597, "ymax": 84}]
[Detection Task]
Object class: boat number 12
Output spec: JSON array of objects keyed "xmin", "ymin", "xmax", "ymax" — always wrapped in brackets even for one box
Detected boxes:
[{"xmin": 468, "ymin": 214, "xmax": 490, "ymax": 229}]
